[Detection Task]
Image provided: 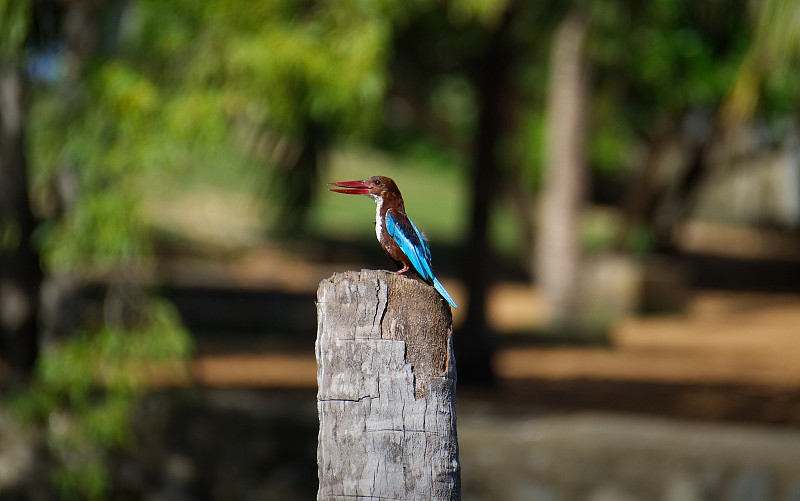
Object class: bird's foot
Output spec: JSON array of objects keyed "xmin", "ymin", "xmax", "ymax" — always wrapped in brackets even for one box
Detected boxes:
[{"xmin": 387, "ymin": 266, "xmax": 409, "ymax": 275}]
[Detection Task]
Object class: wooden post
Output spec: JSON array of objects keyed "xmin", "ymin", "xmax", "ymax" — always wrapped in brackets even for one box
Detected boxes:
[{"xmin": 316, "ymin": 269, "xmax": 460, "ymax": 501}]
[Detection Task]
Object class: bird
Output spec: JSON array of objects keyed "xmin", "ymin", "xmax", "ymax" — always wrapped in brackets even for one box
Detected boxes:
[{"xmin": 328, "ymin": 175, "xmax": 458, "ymax": 309}]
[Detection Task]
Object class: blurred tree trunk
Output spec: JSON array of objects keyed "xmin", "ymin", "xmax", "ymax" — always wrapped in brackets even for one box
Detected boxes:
[
  {"xmin": 0, "ymin": 62, "xmax": 41, "ymax": 377},
  {"xmin": 535, "ymin": 11, "xmax": 588, "ymax": 335},
  {"xmin": 272, "ymin": 120, "xmax": 326, "ymax": 235},
  {"xmin": 458, "ymin": 6, "xmax": 516, "ymax": 385}
]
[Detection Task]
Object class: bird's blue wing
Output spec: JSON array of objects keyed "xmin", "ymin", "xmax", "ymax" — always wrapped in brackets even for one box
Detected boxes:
[
  {"xmin": 406, "ymin": 217, "xmax": 432, "ymax": 264},
  {"xmin": 386, "ymin": 210, "xmax": 434, "ymax": 280},
  {"xmin": 386, "ymin": 209, "xmax": 457, "ymax": 309}
]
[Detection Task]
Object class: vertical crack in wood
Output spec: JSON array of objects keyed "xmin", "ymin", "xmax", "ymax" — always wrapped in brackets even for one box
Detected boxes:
[{"xmin": 372, "ymin": 273, "xmax": 388, "ymax": 339}]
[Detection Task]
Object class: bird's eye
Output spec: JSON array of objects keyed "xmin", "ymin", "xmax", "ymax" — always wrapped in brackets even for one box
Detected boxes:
[{"xmin": 374, "ymin": 179, "xmax": 382, "ymax": 186}]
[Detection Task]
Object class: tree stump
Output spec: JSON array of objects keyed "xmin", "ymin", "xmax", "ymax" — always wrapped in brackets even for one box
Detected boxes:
[{"xmin": 316, "ymin": 269, "xmax": 460, "ymax": 501}]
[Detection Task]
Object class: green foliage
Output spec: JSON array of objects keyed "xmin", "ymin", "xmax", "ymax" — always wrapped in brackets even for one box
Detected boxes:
[
  {"xmin": 738, "ymin": 0, "xmax": 800, "ymax": 119},
  {"xmin": 750, "ymin": 0, "xmax": 800, "ymax": 73},
  {"xmin": 589, "ymin": 0, "xmax": 749, "ymax": 111},
  {"xmin": 51, "ymin": 458, "xmax": 108, "ymax": 501},
  {"xmin": 588, "ymin": 114, "xmax": 635, "ymax": 175},
  {"xmin": 46, "ymin": 188, "xmax": 149, "ymax": 271},
  {"xmin": 0, "ymin": 219, "xmax": 21, "ymax": 252},
  {"xmin": 448, "ymin": 0, "xmax": 509, "ymax": 27},
  {"xmin": 0, "ymin": 0, "xmax": 29, "ymax": 61},
  {"xmin": 22, "ymin": 32, "xmax": 195, "ymax": 494},
  {"xmin": 10, "ymin": 298, "xmax": 192, "ymax": 499},
  {"xmin": 583, "ymin": 0, "xmax": 750, "ymax": 163},
  {"xmin": 128, "ymin": 0, "xmax": 394, "ymax": 138},
  {"xmin": 28, "ymin": 61, "xmax": 168, "ymax": 271}
]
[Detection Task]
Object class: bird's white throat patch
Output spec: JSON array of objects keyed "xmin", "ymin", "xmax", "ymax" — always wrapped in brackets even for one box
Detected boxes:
[{"xmin": 372, "ymin": 195, "xmax": 383, "ymax": 242}]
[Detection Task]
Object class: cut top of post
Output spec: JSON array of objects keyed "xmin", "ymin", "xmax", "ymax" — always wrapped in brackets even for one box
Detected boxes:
[{"xmin": 316, "ymin": 269, "xmax": 454, "ymax": 399}]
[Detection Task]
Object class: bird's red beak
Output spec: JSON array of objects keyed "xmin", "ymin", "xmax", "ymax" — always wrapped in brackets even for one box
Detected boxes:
[{"xmin": 328, "ymin": 180, "xmax": 371, "ymax": 195}]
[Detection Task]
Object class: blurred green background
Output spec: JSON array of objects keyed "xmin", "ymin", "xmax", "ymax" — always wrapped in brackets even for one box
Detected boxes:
[{"xmin": 2, "ymin": 0, "xmax": 800, "ymax": 499}]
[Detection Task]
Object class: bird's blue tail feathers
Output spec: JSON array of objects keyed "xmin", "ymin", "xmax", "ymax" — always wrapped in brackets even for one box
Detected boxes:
[{"xmin": 432, "ymin": 276, "xmax": 458, "ymax": 309}]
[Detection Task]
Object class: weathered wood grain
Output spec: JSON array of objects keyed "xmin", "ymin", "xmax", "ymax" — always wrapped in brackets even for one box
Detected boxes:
[{"xmin": 316, "ymin": 269, "xmax": 459, "ymax": 501}]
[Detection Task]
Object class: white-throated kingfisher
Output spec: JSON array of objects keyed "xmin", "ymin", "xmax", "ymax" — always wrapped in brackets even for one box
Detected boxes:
[{"xmin": 328, "ymin": 176, "xmax": 458, "ymax": 309}]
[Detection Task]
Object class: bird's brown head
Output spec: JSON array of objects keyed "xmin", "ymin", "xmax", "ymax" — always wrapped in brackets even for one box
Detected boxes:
[{"xmin": 328, "ymin": 176, "xmax": 400, "ymax": 198}]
